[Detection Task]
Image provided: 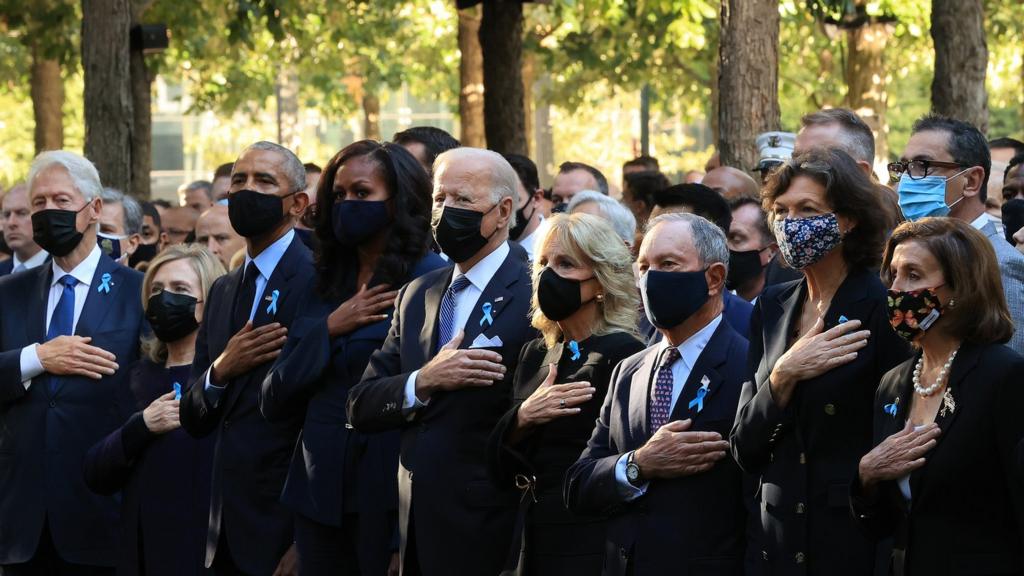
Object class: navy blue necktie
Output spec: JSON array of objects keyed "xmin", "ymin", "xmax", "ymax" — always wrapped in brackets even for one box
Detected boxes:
[
  {"xmin": 46, "ymin": 274, "xmax": 78, "ymax": 393},
  {"xmin": 436, "ymin": 275, "xmax": 471, "ymax": 352}
]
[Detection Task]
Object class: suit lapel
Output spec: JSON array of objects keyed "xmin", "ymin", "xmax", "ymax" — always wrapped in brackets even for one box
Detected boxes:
[
  {"xmin": 671, "ymin": 321, "xmax": 731, "ymax": 422},
  {"xmin": 421, "ymin": 267, "xmax": 453, "ymax": 354},
  {"xmin": 628, "ymin": 347, "xmax": 658, "ymax": 440},
  {"xmin": 27, "ymin": 265, "xmax": 51, "ymax": 345},
  {"xmin": 74, "ymin": 255, "xmax": 120, "ymax": 339},
  {"xmin": 460, "ymin": 246, "xmax": 519, "ymax": 349},
  {"xmin": 882, "ymin": 359, "xmax": 915, "ymax": 440},
  {"xmin": 251, "ymin": 237, "xmax": 306, "ymax": 327},
  {"xmin": 764, "ymin": 281, "xmax": 804, "ymax": 375}
]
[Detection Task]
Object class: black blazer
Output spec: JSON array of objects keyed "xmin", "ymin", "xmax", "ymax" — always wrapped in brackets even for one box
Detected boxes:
[
  {"xmin": 180, "ymin": 234, "xmax": 315, "ymax": 575},
  {"xmin": 0, "ymin": 253, "xmax": 145, "ymax": 566},
  {"xmin": 488, "ymin": 331, "xmax": 646, "ymax": 575},
  {"xmin": 730, "ymin": 267, "xmax": 911, "ymax": 575},
  {"xmin": 83, "ymin": 360, "xmax": 212, "ymax": 576},
  {"xmin": 851, "ymin": 343, "xmax": 1024, "ymax": 575},
  {"xmin": 347, "ymin": 243, "xmax": 536, "ymax": 576},
  {"xmin": 565, "ymin": 319, "xmax": 750, "ymax": 576}
]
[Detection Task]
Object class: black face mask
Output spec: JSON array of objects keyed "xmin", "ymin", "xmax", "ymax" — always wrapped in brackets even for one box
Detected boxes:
[
  {"xmin": 433, "ymin": 203, "xmax": 498, "ymax": 263},
  {"xmin": 128, "ymin": 243, "xmax": 159, "ymax": 268},
  {"xmin": 641, "ymin": 269, "xmax": 710, "ymax": 329},
  {"xmin": 146, "ymin": 290, "xmax": 200, "ymax": 343},
  {"xmin": 509, "ymin": 198, "xmax": 536, "ymax": 241},
  {"xmin": 538, "ymin": 267, "xmax": 594, "ymax": 321},
  {"xmin": 551, "ymin": 202, "xmax": 568, "ymax": 214},
  {"xmin": 228, "ymin": 189, "xmax": 296, "ymax": 238},
  {"xmin": 32, "ymin": 202, "xmax": 92, "ymax": 257},
  {"xmin": 726, "ymin": 248, "xmax": 767, "ymax": 291}
]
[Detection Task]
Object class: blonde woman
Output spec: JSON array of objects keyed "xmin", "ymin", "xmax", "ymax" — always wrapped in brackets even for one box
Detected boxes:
[
  {"xmin": 84, "ymin": 244, "xmax": 225, "ymax": 576},
  {"xmin": 489, "ymin": 213, "xmax": 645, "ymax": 575}
]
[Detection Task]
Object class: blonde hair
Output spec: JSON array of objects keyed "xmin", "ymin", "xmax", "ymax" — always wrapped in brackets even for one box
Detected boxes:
[
  {"xmin": 532, "ymin": 213, "xmax": 639, "ymax": 348},
  {"xmin": 141, "ymin": 244, "xmax": 227, "ymax": 363}
]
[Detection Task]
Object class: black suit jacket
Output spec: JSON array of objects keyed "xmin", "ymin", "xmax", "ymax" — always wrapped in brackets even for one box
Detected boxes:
[
  {"xmin": 565, "ymin": 319, "xmax": 750, "ymax": 576},
  {"xmin": 851, "ymin": 343, "xmax": 1024, "ymax": 575},
  {"xmin": 347, "ymin": 243, "xmax": 536, "ymax": 576},
  {"xmin": 730, "ymin": 267, "xmax": 910, "ymax": 575},
  {"xmin": 180, "ymin": 233, "xmax": 315, "ymax": 575},
  {"xmin": 0, "ymin": 259, "xmax": 12, "ymax": 277},
  {"xmin": 0, "ymin": 253, "xmax": 145, "ymax": 566}
]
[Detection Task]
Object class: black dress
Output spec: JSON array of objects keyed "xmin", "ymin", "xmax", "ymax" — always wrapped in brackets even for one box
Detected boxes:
[
  {"xmin": 489, "ymin": 331, "xmax": 646, "ymax": 576},
  {"xmin": 83, "ymin": 360, "xmax": 214, "ymax": 576}
]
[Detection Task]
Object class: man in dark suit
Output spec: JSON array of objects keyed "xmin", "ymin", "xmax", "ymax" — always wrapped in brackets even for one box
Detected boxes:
[
  {"xmin": 0, "ymin": 151, "xmax": 145, "ymax": 575},
  {"xmin": 565, "ymin": 213, "xmax": 750, "ymax": 576},
  {"xmin": 0, "ymin": 183, "xmax": 48, "ymax": 276},
  {"xmin": 347, "ymin": 147, "xmax": 536, "ymax": 576},
  {"xmin": 180, "ymin": 141, "xmax": 314, "ymax": 576}
]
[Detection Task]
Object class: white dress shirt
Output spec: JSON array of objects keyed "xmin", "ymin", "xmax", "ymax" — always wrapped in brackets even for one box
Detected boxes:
[
  {"xmin": 615, "ymin": 314, "xmax": 723, "ymax": 500},
  {"xmin": 402, "ymin": 241, "xmax": 511, "ymax": 413},
  {"xmin": 969, "ymin": 212, "xmax": 991, "ymax": 231},
  {"xmin": 19, "ymin": 245, "xmax": 103, "ymax": 386},
  {"xmin": 516, "ymin": 215, "xmax": 546, "ymax": 262},
  {"xmin": 11, "ymin": 249, "xmax": 49, "ymax": 274}
]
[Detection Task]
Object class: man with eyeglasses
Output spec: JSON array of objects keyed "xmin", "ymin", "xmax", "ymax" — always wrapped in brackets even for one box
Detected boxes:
[{"xmin": 892, "ymin": 114, "xmax": 1024, "ymax": 354}]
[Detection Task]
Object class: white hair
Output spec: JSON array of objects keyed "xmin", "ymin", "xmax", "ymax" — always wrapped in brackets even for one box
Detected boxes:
[
  {"xmin": 241, "ymin": 141, "xmax": 307, "ymax": 194},
  {"xmin": 568, "ymin": 190, "xmax": 637, "ymax": 246},
  {"xmin": 27, "ymin": 150, "xmax": 103, "ymax": 202},
  {"xmin": 645, "ymin": 212, "xmax": 729, "ymax": 272},
  {"xmin": 434, "ymin": 147, "xmax": 520, "ymax": 229}
]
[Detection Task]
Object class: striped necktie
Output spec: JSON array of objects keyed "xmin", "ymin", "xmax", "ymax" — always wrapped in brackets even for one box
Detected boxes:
[
  {"xmin": 436, "ymin": 274, "xmax": 471, "ymax": 352},
  {"xmin": 649, "ymin": 347, "xmax": 680, "ymax": 431}
]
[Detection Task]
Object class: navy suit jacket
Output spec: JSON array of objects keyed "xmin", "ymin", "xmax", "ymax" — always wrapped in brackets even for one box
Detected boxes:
[
  {"xmin": 180, "ymin": 233, "xmax": 315, "ymax": 575},
  {"xmin": 347, "ymin": 242, "xmax": 536, "ymax": 576},
  {"xmin": 0, "ymin": 252, "xmax": 144, "ymax": 566},
  {"xmin": 0, "ymin": 259, "xmax": 12, "ymax": 277},
  {"xmin": 565, "ymin": 319, "xmax": 750, "ymax": 576}
]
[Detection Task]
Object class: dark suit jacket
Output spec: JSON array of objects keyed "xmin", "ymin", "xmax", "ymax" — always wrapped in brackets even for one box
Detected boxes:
[
  {"xmin": 565, "ymin": 319, "xmax": 750, "ymax": 576},
  {"xmin": 730, "ymin": 267, "xmax": 910, "ymax": 575},
  {"xmin": 180, "ymin": 233, "xmax": 315, "ymax": 575},
  {"xmin": 347, "ymin": 242, "xmax": 536, "ymax": 576},
  {"xmin": 0, "ymin": 253, "xmax": 144, "ymax": 566},
  {"xmin": 83, "ymin": 360, "xmax": 212, "ymax": 576},
  {"xmin": 260, "ymin": 253, "xmax": 445, "ymax": 572},
  {"xmin": 0, "ymin": 259, "xmax": 12, "ymax": 277},
  {"xmin": 851, "ymin": 343, "xmax": 1024, "ymax": 575}
]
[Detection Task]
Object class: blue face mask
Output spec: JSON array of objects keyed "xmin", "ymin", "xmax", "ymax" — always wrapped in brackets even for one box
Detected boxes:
[
  {"xmin": 331, "ymin": 199, "xmax": 391, "ymax": 246},
  {"xmin": 896, "ymin": 168, "xmax": 969, "ymax": 221}
]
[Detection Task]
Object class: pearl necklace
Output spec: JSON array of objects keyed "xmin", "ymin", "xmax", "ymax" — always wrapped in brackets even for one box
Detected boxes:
[{"xmin": 912, "ymin": 347, "xmax": 959, "ymax": 397}]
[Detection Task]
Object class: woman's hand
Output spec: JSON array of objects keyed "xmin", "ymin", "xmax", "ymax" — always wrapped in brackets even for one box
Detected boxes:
[
  {"xmin": 515, "ymin": 364, "xmax": 596, "ymax": 431},
  {"xmin": 327, "ymin": 283, "xmax": 400, "ymax": 337},
  {"xmin": 770, "ymin": 318, "xmax": 870, "ymax": 407},
  {"xmin": 142, "ymin": 391, "xmax": 180, "ymax": 434},
  {"xmin": 859, "ymin": 421, "xmax": 940, "ymax": 488}
]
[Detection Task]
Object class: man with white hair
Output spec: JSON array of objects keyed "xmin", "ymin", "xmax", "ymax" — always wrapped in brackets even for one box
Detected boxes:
[
  {"xmin": 349, "ymin": 147, "xmax": 536, "ymax": 576},
  {"xmin": 568, "ymin": 190, "xmax": 638, "ymax": 247},
  {"xmin": 0, "ymin": 150, "xmax": 145, "ymax": 574}
]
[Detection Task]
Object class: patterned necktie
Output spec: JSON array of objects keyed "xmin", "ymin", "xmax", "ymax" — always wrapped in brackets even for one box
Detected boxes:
[
  {"xmin": 46, "ymin": 274, "xmax": 79, "ymax": 393},
  {"xmin": 649, "ymin": 347, "xmax": 680, "ymax": 431},
  {"xmin": 436, "ymin": 274, "xmax": 471, "ymax": 352}
]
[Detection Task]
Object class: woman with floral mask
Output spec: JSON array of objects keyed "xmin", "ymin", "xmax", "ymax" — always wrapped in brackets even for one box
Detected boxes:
[
  {"xmin": 731, "ymin": 148, "xmax": 910, "ymax": 576},
  {"xmin": 488, "ymin": 213, "xmax": 644, "ymax": 575},
  {"xmin": 853, "ymin": 217, "xmax": 1024, "ymax": 575},
  {"xmin": 83, "ymin": 244, "xmax": 226, "ymax": 576}
]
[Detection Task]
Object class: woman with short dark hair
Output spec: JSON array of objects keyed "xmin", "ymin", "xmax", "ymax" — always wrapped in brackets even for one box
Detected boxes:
[
  {"xmin": 730, "ymin": 148, "xmax": 911, "ymax": 575},
  {"xmin": 853, "ymin": 217, "xmax": 1024, "ymax": 575}
]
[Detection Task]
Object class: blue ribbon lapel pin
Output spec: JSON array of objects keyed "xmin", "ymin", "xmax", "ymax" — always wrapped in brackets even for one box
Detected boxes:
[
  {"xmin": 688, "ymin": 375, "xmax": 711, "ymax": 413},
  {"xmin": 97, "ymin": 273, "xmax": 113, "ymax": 294},
  {"xmin": 479, "ymin": 302, "xmax": 495, "ymax": 327},
  {"xmin": 173, "ymin": 382, "xmax": 182, "ymax": 400},
  {"xmin": 265, "ymin": 289, "xmax": 280, "ymax": 315},
  {"xmin": 883, "ymin": 397, "xmax": 899, "ymax": 418},
  {"xmin": 568, "ymin": 340, "xmax": 581, "ymax": 361}
]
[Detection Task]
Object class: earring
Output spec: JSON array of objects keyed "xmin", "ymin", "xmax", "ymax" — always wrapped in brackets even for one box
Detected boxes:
[
  {"xmin": 595, "ymin": 293, "xmax": 605, "ymax": 303},
  {"xmin": 948, "ymin": 298, "xmax": 956, "ymax": 309}
]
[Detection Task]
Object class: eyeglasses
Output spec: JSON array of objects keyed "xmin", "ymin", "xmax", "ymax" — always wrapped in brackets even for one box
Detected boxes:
[{"xmin": 887, "ymin": 159, "xmax": 965, "ymax": 183}]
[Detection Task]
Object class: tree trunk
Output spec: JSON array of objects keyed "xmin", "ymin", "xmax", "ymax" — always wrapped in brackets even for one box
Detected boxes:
[
  {"xmin": 533, "ymin": 74, "xmax": 554, "ymax": 187},
  {"xmin": 30, "ymin": 48, "xmax": 64, "ymax": 154},
  {"xmin": 363, "ymin": 92, "xmax": 381, "ymax": 141},
  {"xmin": 522, "ymin": 50, "xmax": 535, "ymax": 158},
  {"xmin": 931, "ymin": 0, "xmax": 988, "ymax": 133},
  {"xmin": 458, "ymin": 5, "xmax": 486, "ymax": 148},
  {"xmin": 717, "ymin": 0, "xmax": 780, "ymax": 171},
  {"xmin": 276, "ymin": 65, "xmax": 301, "ymax": 151},
  {"xmin": 129, "ymin": 40, "xmax": 153, "ymax": 198},
  {"xmin": 845, "ymin": 18, "xmax": 891, "ymax": 164},
  {"xmin": 480, "ymin": 0, "xmax": 526, "ymax": 155},
  {"xmin": 82, "ymin": 0, "xmax": 134, "ymax": 192}
]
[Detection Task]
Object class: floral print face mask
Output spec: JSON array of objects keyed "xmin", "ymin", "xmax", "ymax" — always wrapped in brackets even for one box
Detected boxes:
[
  {"xmin": 887, "ymin": 287, "xmax": 944, "ymax": 342},
  {"xmin": 772, "ymin": 213, "xmax": 843, "ymax": 270}
]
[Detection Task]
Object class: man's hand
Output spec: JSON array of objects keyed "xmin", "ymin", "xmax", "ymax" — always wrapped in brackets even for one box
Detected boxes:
[
  {"xmin": 142, "ymin": 391, "xmax": 180, "ymax": 434},
  {"xmin": 37, "ymin": 335, "xmax": 119, "ymax": 380},
  {"xmin": 271, "ymin": 543, "xmax": 299, "ymax": 576},
  {"xmin": 633, "ymin": 419, "xmax": 730, "ymax": 480},
  {"xmin": 415, "ymin": 330, "xmax": 505, "ymax": 401},
  {"xmin": 210, "ymin": 322, "xmax": 287, "ymax": 383},
  {"xmin": 327, "ymin": 283, "xmax": 400, "ymax": 337}
]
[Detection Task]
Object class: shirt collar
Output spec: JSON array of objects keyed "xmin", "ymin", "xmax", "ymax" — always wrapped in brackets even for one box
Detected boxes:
[
  {"xmin": 658, "ymin": 313, "xmax": 723, "ymax": 371},
  {"xmin": 969, "ymin": 213, "xmax": 991, "ymax": 231},
  {"xmin": 14, "ymin": 249, "xmax": 49, "ymax": 270},
  {"xmin": 51, "ymin": 245, "xmax": 102, "ymax": 288},
  {"xmin": 244, "ymin": 228, "xmax": 295, "ymax": 281},
  {"xmin": 453, "ymin": 240, "xmax": 510, "ymax": 292}
]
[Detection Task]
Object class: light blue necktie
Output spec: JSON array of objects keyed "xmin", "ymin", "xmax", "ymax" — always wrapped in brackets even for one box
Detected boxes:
[
  {"xmin": 46, "ymin": 274, "xmax": 78, "ymax": 393},
  {"xmin": 437, "ymin": 275, "xmax": 471, "ymax": 352}
]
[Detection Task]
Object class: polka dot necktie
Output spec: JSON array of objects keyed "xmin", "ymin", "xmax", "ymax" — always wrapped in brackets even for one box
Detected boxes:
[{"xmin": 649, "ymin": 347, "xmax": 680, "ymax": 431}]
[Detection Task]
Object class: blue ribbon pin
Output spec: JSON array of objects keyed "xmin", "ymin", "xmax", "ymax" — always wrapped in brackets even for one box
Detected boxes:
[
  {"xmin": 266, "ymin": 289, "xmax": 280, "ymax": 315},
  {"xmin": 479, "ymin": 302, "xmax": 494, "ymax": 327},
  {"xmin": 97, "ymin": 273, "xmax": 112, "ymax": 293},
  {"xmin": 838, "ymin": 315, "xmax": 849, "ymax": 324},
  {"xmin": 689, "ymin": 387, "xmax": 708, "ymax": 413},
  {"xmin": 883, "ymin": 397, "xmax": 899, "ymax": 418},
  {"xmin": 568, "ymin": 340, "xmax": 581, "ymax": 361},
  {"xmin": 173, "ymin": 382, "xmax": 182, "ymax": 401}
]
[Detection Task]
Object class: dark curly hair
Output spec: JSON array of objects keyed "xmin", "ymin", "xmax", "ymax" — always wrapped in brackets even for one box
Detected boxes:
[
  {"xmin": 313, "ymin": 140, "xmax": 433, "ymax": 299},
  {"xmin": 763, "ymin": 147, "xmax": 893, "ymax": 271}
]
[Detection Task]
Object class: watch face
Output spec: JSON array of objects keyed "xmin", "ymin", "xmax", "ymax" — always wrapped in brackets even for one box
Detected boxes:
[{"xmin": 626, "ymin": 463, "xmax": 639, "ymax": 482}]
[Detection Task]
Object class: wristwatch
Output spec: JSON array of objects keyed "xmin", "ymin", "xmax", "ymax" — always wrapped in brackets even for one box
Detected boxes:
[{"xmin": 625, "ymin": 451, "xmax": 641, "ymax": 485}]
